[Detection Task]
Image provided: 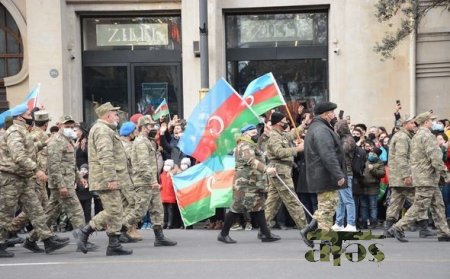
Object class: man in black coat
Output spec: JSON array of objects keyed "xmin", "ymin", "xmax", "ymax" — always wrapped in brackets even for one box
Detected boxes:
[{"xmin": 300, "ymin": 101, "xmax": 346, "ymax": 247}]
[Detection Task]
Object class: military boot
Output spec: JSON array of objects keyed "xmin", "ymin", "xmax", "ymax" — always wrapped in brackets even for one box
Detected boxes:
[
  {"xmin": 437, "ymin": 234, "xmax": 450, "ymax": 242},
  {"xmin": 0, "ymin": 242, "xmax": 14, "ymax": 258},
  {"xmin": 300, "ymin": 219, "xmax": 318, "ymax": 248},
  {"xmin": 153, "ymin": 225, "xmax": 177, "ymax": 246},
  {"xmin": 127, "ymin": 224, "xmax": 143, "ymax": 241},
  {"xmin": 6, "ymin": 231, "xmax": 25, "ymax": 247},
  {"xmin": 388, "ymin": 226, "xmax": 408, "ymax": 242},
  {"xmin": 43, "ymin": 236, "xmax": 70, "ymax": 254},
  {"xmin": 76, "ymin": 224, "xmax": 95, "ymax": 254},
  {"xmin": 383, "ymin": 219, "xmax": 395, "ymax": 238},
  {"xmin": 418, "ymin": 220, "xmax": 437, "ymax": 238},
  {"xmin": 252, "ymin": 211, "xmax": 281, "ymax": 243},
  {"xmin": 119, "ymin": 226, "xmax": 138, "ymax": 243},
  {"xmin": 106, "ymin": 234, "xmax": 133, "ymax": 256},
  {"xmin": 23, "ymin": 238, "xmax": 45, "ymax": 253}
]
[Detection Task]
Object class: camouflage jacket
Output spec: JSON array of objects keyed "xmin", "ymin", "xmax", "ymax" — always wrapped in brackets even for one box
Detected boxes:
[
  {"xmin": 266, "ymin": 125, "xmax": 304, "ymax": 174},
  {"xmin": 29, "ymin": 126, "xmax": 49, "ymax": 174},
  {"xmin": 131, "ymin": 134, "xmax": 158, "ymax": 187},
  {"xmin": 0, "ymin": 121, "xmax": 37, "ymax": 177},
  {"xmin": 388, "ymin": 128, "xmax": 413, "ymax": 187},
  {"xmin": 88, "ymin": 120, "xmax": 132, "ymax": 191},
  {"xmin": 120, "ymin": 137, "xmax": 134, "ymax": 178},
  {"xmin": 47, "ymin": 132, "xmax": 78, "ymax": 189},
  {"xmin": 410, "ymin": 127, "xmax": 447, "ymax": 187},
  {"xmin": 234, "ymin": 137, "xmax": 268, "ymax": 192}
]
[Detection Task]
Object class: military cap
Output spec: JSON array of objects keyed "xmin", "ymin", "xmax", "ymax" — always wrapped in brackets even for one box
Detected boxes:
[
  {"xmin": 137, "ymin": 115, "xmax": 156, "ymax": 127},
  {"xmin": 34, "ymin": 110, "xmax": 51, "ymax": 122},
  {"xmin": 59, "ymin": 115, "xmax": 75, "ymax": 124},
  {"xmin": 414, "ymin": 111, "xmax": 437, "ymax": 125},
  {"xmin": 119, "ymin": 121, "xmax": 136, "ymax": 136},
  {"xmin": 314, "ymin": 101, "xmax": 337, "ymax": 115},
  {"xmin": 10, "ymin": 103, "xmax": 29, "ymax": 117},
  {"xmin": 240, "ymin": 124, "xmax": 256, "ymax": 134},
  {"xmin": 270, "ymin": 111, "xmax": 285, "ymax": 125},
  {"xmin": 95, "ymin": 102, "xmax": 120, "ymax": 118}
]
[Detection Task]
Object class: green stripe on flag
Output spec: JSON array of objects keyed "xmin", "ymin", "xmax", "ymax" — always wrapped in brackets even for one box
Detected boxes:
[
  {"xmin": 251, "ymin": 95, "xmax": 285, "ymax": 116},
  {"xmin": 179, "ymin": 196, "xmax": 215, "ymax": 226},
  {"xmin": 152, "ymin": 110, "xmax": 170, "ymax": 121}
]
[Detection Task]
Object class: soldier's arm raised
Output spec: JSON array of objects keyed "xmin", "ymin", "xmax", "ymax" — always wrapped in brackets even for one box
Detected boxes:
[
  {"xmin": 93, "ymin": 129, "xmax": 118, "ymax": 182},
  {"xmin": 6, "ymin": 131, "xmax": 36, "ymax": 174},
  {"xmin": 47, "ymin": 138, "xmax": 65, "ymax": 188}
]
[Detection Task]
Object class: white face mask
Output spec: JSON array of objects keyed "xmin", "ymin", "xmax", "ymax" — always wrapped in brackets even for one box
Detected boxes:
[
  {"xmin": 63, "ymin": 128, "xmax": 77, "ymax": 140},
  {"xmin": 180, "ymin": 164, "xmax": 188, "ymax": 171},
  {"xmin": 163, "ymin": 166, "xmax": 172, "ymax": 172}
]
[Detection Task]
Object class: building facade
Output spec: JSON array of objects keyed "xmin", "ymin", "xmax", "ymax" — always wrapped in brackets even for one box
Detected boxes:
[{"xmin": 0, "ymin": 0, "xmax": 449, "ymax": 128}]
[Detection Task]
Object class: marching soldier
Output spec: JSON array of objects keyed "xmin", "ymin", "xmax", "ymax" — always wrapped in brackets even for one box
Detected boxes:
[
  {"xmin": 389, "ymin": 111, "xmax": 450, "ymax": 242},
  {"xmin": 264, "ymin": 111, "xmax": 307, "ymax": 230},
  {"xmin": 130, "ymin": 115, "xmax": 176, "ymax": 246},
  {"xmin": 76, "ymin": 102, "xmax": 133, "ymax": 256},
  {"xmin": 0, "ymin": 104, "xmax": 69, "ymax": 257},
  {"xmin": 218, "ymin": 124, "xmax": 280, "ymax": 243},
  {"xmin": 385, "ymin": 116, "xmax": 435, "ymax": 238}
]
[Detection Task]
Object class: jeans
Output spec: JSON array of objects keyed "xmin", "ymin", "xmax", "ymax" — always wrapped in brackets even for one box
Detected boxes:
[
  {"xmin": 335, "ymin": 176, "xmax": 356, "ymax": 226},
  {"xmin": 442, "ymin": 183, "xmax": 450, "ymax": 219},
  {"xmin": 360, "ymin": 194, "xmax": 378, "ymax": 224}
]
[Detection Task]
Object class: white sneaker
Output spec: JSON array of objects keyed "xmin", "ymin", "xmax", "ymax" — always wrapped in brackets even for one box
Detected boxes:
[
  {"xmin": 332, "ymin": 224, "xmax": 344, "ymax": 231},
  {"xmin": 343, "ymin": 225, "xmax": 357, "ymax": 232},
  {"xmin": 244, "ymin": 222, "xmax": 252, "ymax": 231}
]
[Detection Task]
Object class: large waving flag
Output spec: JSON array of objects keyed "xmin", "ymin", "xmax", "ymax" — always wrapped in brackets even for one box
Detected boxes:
[
  {"xmin": 178, "ymin": 78, "xmax": 259, "ymax": 162},
  {"xmin": 23, "ymin": 84, "xmax": 41, "ymax": 110},
  {"xmin": 243, "ymin": 72, "xmax": 285, "ymax": 115},
  {"xmin": 152, "ymin": 98, "xmax": 170, "ymax": 120},
  {"xmin": 172, "ymin": 156, "xmax": 235, "ymax": 226}
]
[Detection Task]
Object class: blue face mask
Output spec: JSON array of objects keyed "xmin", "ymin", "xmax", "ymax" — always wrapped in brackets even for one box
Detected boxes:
[
  {"xmin": 432, "ymin": 122, "xmax": 444, "ymax": 131},
  {"xmin": 368, "ymin": 153, "xmax": 378, "ymax": 163}
]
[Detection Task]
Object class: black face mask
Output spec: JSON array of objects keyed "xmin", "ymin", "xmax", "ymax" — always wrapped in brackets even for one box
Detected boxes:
[
  {"xmin": 281, "ymin": 122, "xmax": 289, "ymax": 130},
  {"xmin": 148, "ymin": 130, "xmax": 157, "ymax": 138},
  {"xmin": 368, "ymin": 133, "xmax": 377, "ymax": 141},
  {"xmin": 330, "ymin": 117, "xmax": 338, "ymax": 127},
  {"xmin": 250, "ymin": 135, "xmax": 259, "ymax": 143},
  {"xmin": 353, "ymin": 136, "xmax": 360, "ymax": 142},
  {"xmin": 22, "ymin": 117, "xmax": 34, "ymax": 126}
]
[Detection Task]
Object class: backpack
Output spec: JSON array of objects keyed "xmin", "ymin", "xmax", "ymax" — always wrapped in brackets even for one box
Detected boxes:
[{"xmin": 352, "ymin": 146, "xmax": 367, "ymax": 178}]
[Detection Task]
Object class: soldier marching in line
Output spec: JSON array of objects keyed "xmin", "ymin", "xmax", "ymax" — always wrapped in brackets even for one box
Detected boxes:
[
  {"xmin": 218, "ymin": 124, "xmax": 280, "ymax": 244},
  {"xmin": 0, "ymin": 104, "xmax": 70, "ymax": 257},
  {"xmin": 264, "ymin": 111, "xmax": 308, "ymax": 231},
  {"xmin": 384, "ymin": 116, "xmax": 435, "ymax": 238},
  {"xmin": 389, "ymin": 111, "xmax": 450, "ymax": 242}
]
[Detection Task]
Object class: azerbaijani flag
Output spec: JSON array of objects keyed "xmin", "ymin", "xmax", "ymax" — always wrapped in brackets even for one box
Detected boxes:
[
  {"xmin": 243, "ymin": 72, "xmax": 285, "ymax": 115},
  {"xmin": 178, "ymin": 78, "xmax": 259, "ymax": 162},
  {"xmin": 152, "ymin": 99, "xmax": 169, "ymax": 120},
  {"xmin": 23, "ymin": 84, "xmax": 41, "ymax": 110},
  {"xmin": 172, "ymin": 156, "xmax": 235, "ymax": 226}
]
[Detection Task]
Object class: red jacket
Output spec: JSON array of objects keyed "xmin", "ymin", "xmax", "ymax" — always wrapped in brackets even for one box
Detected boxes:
[{"xmin": 160, "ymin": 171, "xmax": 177, "ymax": 204}]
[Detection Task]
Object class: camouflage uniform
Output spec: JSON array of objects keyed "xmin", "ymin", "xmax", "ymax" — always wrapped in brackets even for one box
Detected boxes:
[
  {"xmin": 386, "ymin": 128, "xmax": 416, "ymax": 221},
  {"xmin": 88, "ymin": 120, "xmax": 131, "ymax": 235},
  {"xmin": 393, "ymin": 127, "xmax": 450, "ymax": 236},
  {"xmin": 120, "ymin": 138, "xmax": 138, "ymax": 228},
  {"xmin": 0, "ymin": 121, "xmax": 54, "ymax": 244},
  {"xmin": 9, "ymin": 126, "xmax": 50, "ymax": 232},
  {"xmin": 265, "ymin": 125, "xmax": 307, "ymax": 229},
  {"xmin": 231, "ymin": 138, "xmax": 268, "ymax": 213},
  {"xmin": 29, "ymin": 131, "xmax": 85, "ymax": 242}
]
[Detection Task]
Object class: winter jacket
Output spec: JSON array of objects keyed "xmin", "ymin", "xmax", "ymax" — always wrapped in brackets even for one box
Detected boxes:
[
  {"xmin": 361, "ymin": 158, "xmax": 385, "ymax": 195},
  {"xmin": 160, "ymin": 171, "xmax": 176, "ymax": 204}
]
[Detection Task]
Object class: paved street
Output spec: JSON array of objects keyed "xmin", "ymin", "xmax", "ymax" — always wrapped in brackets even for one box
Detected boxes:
[{"xmin": 1, "ymin": 228, "xmax": 449, "ymax": 279}]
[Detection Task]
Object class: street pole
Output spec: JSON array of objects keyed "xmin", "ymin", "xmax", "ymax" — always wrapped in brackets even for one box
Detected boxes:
[{"xmin": 199, "ymin": 0, "xmax": 209, "ymax": 99}]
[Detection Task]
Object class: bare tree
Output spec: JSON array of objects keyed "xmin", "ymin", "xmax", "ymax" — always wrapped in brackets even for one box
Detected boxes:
[{"xmin": 374, "ymin": 0, "xmax": 450, "ymax": 59}]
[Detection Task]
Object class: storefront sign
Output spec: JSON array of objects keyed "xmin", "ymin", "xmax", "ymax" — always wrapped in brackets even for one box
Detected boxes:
[
  {"xmin": 240, "ymin": 18, "xmax": 313, "ymax": 43},
  {"xmin": 96, "ymin": 23, "xmax": 168, "ymax": 46}
]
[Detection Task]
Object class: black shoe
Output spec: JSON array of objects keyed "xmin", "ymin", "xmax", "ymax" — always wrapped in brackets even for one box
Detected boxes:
[
  {"xmin": 300, "ymin": 219, "xmax": 317, "ymax": 248},
  {"xmin": 106, "ymin": 235, "xmax": 133, "ymax": 256},
  {"xmin": 153, "ymin": 226, "xmax": 177, "ymax": 246},
  {"xmin": 76, "ymin": 241, "xmax": 99, "ymax": 252},
  {"xmin": 383, "ymin": 220, "xmax": 395, "ymax": 238},
  {"xmin": 119, "ymin": 227, "xmax": 138, "ymax": 243},
  {"xmin": 76, "ymin": 225, "xmax": 95, "ymax": 254},
  {"xmin": 43, "ymin": 236, "xmax": 70, "ymax": 254},
  {"xmin": 0, "ymin": 243, "xmax": 14, "ymax": 258},
  {"xmin": 260, "ymin": 232, "xmax": 281, "ymax": 242},
  {"xmin": 6, "ymin": 232, "xmax": 25, "ymax": 247},
  {"xmin": 23, "ymin": 238, "xmax": 45, "ymax": 253},
  {"xmin": 217, "ymin": 233, "xmax": 237, "ymax": 244},
  {"xmin": 388, "ymin": 227, "xmax": 408, "ymax": 242},
  {"xmin": 417, "ymin": 220, "xmax": 437, "ymax": 238},
  {"xmin": 437, "ymin": 235, "xmax": 450, "ymax": 242}
]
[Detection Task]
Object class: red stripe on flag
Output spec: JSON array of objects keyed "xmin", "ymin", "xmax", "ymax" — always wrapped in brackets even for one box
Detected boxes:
[
  {"xmin": 246, "ymin": 84, "xmax": 278, "ymax": 106},
  {"xmin": 176, "ymin": 169, "xmax": 235, "ymax": 208},
  {"xmin": 156, "ymin": 104, "xmax": 168, "ymax": 113},
  {"xmin": 191, "ymin": 94, "xmax": 246, "ymax": 161}
]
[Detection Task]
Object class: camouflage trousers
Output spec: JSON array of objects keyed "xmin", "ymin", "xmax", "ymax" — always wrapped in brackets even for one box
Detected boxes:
[
  {"xmin": 89, "ymin": 189, "xmax": 123, "ymax": 235},
  {"xmin": 148, "ymin": 187, "xmax": 164, "ymax": 226},
  {"xmin": 0, "ymin": 173, "xmax": 53, "ymax": 243},
  {"xmin": 385, "ymin": 187, "xmax": 416, "ymax": 221},
  {"xmin": 393, "ymin": 186, "xmax": 450, "ymax": 236},
  {"xmin": 28, "ymin": 187, "xmax": 85, "ymax": 241},
  {"xmin": 124, "ymin": 186, "xmax": 149, "ymax": 227},
  {"xmin": 313, "ymin": 190, "xmax": 339, "ymax": 231},
  {"xmin": 230, "ymin": 189, "xmax": 265, "ymax": 213},
  {"xmin": 265, "ymin": 174, "xmax": 307, "ymax": 229},
  {"xmin": 121, "ymin": 185, "xmax": 141, "ymax": 229},
  {"xmin": 9, "ymin": 179, "xmax": 49, "ymax": 233}
]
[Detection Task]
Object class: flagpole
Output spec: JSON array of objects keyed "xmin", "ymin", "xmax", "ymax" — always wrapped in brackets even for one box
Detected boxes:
[{"xmin": 270, "ymin": 73, "xmax": 302, "ymax": 142}]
